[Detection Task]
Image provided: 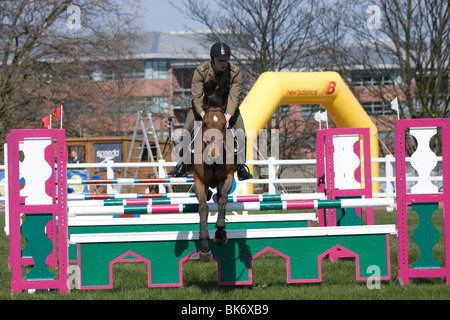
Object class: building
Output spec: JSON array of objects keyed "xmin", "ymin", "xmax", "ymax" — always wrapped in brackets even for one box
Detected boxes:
[
  {"xmin": 64, "ymin": 31, "xmax": 416, "ymax": 167},
  {"xmin": 64, "ymin": 31, "xmax": 213, "ymax": 181}
]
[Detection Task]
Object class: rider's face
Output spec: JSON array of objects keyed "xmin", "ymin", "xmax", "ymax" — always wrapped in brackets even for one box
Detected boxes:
[{"xmin": 214, "ymin": 58, "xmax": 229, "ymax": 72}]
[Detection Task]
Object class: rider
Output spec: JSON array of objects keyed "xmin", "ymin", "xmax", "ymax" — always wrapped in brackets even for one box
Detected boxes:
[{"xmin": 172, "ymin": 42, "xmax": 253, "ymax": 180}]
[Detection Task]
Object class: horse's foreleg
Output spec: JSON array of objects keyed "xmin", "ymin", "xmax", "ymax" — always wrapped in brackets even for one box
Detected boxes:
[
  {"xmin": 214, "ymin": 173, "xmax": 234, "ymax": 246},
  {"xmin": 199, "ymin": 201, "xmax": 210, "ymax": 256},
  {"xmin": 195, "ymin": 178, "xmax": 212, "ymax": 262}
]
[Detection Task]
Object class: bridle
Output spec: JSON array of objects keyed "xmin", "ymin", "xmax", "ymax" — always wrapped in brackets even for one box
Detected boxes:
[
  {"xmin": 202, "ymin": 108, "xmax": 227, "ymax": 130},
  {"xmin": 202, "ymin": 108, "xmax": 226, "ymax": 145},
  {"xmin": 188, "ymin": 108, "xmax": 226, "ymax": 154}
]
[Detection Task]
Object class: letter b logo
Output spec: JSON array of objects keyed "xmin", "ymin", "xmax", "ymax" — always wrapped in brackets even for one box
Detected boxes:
[{"xmin": 326, "ymin": 81, "xmax": 336, "ymax": 95}]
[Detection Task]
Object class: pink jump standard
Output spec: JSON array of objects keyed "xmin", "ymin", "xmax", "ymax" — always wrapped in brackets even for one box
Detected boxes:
[
  {"xmin": 395, "ymin": 119, "xmax": 450, "ymax": 285},
  {"xmin": 7, "ymin": 129, "xmax": 68, "ymax": 294},
  {"xmin": 316, "ymin": 127, "xmax": 374, "ymax": 227}
]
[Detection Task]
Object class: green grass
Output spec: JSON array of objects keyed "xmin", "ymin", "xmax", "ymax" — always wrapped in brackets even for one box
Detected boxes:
[{"xmin": 0, "ymin": 209, "xmax": 449, "ymax": 301}]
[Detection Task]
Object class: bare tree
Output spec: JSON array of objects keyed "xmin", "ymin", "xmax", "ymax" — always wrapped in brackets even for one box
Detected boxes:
[
  {"xmin": 313, "ymin": 0, "xmax": 449, "ymax": 154},
  {"xmin": 0, "ymin": 0, "xmax": 142, "ymax": 158},
  {"xmin": 173, "ymin": 0, "xmax": 321, "ymax": 173},
  {"xmin": 52, "ymin": 51, "xmax": 147, "ymax": 138},
  {"xmin": 175, "ymin": 0, "xmax": 317, "ymax": 75}
]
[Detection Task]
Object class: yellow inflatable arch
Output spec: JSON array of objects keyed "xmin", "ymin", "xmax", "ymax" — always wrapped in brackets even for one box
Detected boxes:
[{"xmin": 239, "ymin": 71, "xmax": 379, "ymax": 192}]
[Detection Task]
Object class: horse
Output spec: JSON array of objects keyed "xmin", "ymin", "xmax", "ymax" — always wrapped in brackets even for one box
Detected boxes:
[{"xmin": 191, "ymin": 95, "xmax": 237, "ymax": 262}]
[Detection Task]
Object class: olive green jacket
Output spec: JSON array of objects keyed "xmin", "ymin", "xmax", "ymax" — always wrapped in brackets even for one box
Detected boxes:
[{"xmin": 191, "ymin": 60, "xmax": 242, "ymax": 117}]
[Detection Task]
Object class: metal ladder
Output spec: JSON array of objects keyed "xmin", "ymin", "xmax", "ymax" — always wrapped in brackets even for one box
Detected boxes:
[{"xmin": 122, "ymin": 111, "xmax": 172, "ymax": 193}]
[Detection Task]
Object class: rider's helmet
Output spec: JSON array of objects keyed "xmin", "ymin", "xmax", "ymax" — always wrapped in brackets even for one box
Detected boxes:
[{"xmin": 210, "ymin": 42, "xmax": 231, "ymax": 61}]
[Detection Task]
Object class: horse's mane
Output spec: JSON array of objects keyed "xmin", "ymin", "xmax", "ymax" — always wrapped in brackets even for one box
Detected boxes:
[{"xmin": 204, "ymin": 93, "xmax": 225, "ymax": 110}]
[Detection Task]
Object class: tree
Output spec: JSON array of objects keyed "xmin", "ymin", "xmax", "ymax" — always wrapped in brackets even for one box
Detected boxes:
[
  {"xmin": 0, "ymin": 0, "xmax": 142, "ymax": 158},
  {"xmin": 173, "ymin": 0, "xmax": 332, "ymax": 192},
  {"xmin": 176, "ymin": 0, "xmax": 317, "ymax": 75},
  {"xmin": 313, "ymin": 0, "xmax": 449, "ymax": 154},
  {"xmin": 174, "ymin": 0, "xmax": 321, "ymax": 169},
  {"xmin": 51, "ymin": 48, "xmax": 147, "ymax": 138}
]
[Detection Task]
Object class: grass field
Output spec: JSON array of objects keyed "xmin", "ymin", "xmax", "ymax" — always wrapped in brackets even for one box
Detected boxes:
[{"xmin": 0, "ymin": 209, "xmax": 449, "ymax": 302}]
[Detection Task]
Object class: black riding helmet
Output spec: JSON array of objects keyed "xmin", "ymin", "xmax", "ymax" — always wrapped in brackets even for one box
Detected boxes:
[{"xmin": 210, "ymin": 42, "xmax": 231, "ymax": 61}]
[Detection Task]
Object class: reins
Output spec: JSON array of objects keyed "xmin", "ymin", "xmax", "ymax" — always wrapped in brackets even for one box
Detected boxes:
[{"xmin": 188, "ymin": 108, "xmax": 228, "ymax": 154}]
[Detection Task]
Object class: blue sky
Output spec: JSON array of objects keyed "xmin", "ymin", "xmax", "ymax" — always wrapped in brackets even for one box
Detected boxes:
[{"xmin": 141, "ymin": 0, "xmax": 207, "ymax": 32}]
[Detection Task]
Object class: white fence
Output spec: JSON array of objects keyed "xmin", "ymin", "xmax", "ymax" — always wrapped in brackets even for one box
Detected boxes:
[
  {"xmin": 0, "ymin": 155, "xmax": 444, "ymax": 201},
  {"xmin": 0, "ymin": 155, "xmax": 443, "ymax": 235}
]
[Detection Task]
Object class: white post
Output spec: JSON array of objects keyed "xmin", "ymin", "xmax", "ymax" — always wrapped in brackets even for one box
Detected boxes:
[
  {"xmin": 106, "ymin": 160, "xmax": 115, "ymax": 194},
  {"xmin": 158, "ymin": 159, "xmax": 167, "ymax": 193},
  {"xmin": 385, "ymin": 155, "xmax": 394, "ymax": 196},
  {"xmin": 385, "ymin": 154, "xmax": 394, "ymax": 211},
  {"xmin": 268, "ymin": 157, "xmax": 276, "ymax": 194}
]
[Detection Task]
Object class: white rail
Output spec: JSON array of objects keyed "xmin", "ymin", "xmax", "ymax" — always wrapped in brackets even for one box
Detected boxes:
[{"xmin": 0, "ymin": 155, "xmax": 444, "ymax": 199}]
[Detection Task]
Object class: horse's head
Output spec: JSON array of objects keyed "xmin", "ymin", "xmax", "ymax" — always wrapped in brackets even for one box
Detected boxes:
[
  {"xmin": 202, "ymin": 94, "xmax": 227, "ymax": 133},
  {"xmin": 202, "ymin": 109, "xmax": 226, "ymax": 145}
]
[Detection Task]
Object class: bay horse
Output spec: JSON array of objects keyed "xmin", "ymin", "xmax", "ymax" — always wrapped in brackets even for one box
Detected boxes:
[{"xmin": 192, "ymin": 94, "xmax": 237, "ymax": 262}]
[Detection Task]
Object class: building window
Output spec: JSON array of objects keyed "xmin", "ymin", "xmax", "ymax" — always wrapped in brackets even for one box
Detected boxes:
[
  {"xmin": 301, "ymin": 133, "xmax": 317, "ymax": 149},
  {"xmin": 103, "ymin": 66, "xmax": 116, "ymax": 81},
  {"xmin": 91, "ymin": 61, "xmax": 149, "ymax": 81},
  {"xmin": 300, "ymin": 104, "xmax": 323, "ymax": 120},
  {"xmin": 125, "ymin": 96, "xmax": 169, "ymax": 115},
  {"xmin": 91, "ymin": 63, "xmax": 103, "ymax": 81},
  {"xmin": 145, "ymin": 60, "xmax": 168, "ymax": 80},
  {"xmin": 352, "ymin": 73, "xmax": 401, "ymax": 88},
  {"xmin": 63, "ymin": 100, "xmax": 94, "ymax": 116},
  {"xmin": 271, "ymin": 105, "xmax": 290, "ymax": 120},
  {"xmin": 362, "ymin": 101, "xmax": 395, "ymax": 116},
  {"xmin": 123, "ymin": 65, "xmax": 145, "ymax": 80},
  {"xmin": 378, "ymin": 131, "xmax": 395, "ymax": 146},
  {"xmin": 149, "ymin": 96, "xmax": 169, "ymax": 114}
]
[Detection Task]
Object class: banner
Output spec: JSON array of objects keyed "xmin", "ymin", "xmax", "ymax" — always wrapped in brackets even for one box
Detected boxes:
[
  {"xmin": 67, "ymin": 170, "xmax": 89, "ymax": 194},
  {"xmin": 94, "ymin": 143, "xmax": 122, "ymax": 172}
]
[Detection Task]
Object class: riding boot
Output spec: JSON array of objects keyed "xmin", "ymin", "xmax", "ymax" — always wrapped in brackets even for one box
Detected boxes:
[
  {"xmin": 172, "ymin": 162, "xmax": 187, "ymax": 177},
  {"xmin": 237, "ymin": 164, "xmax": 253, "ymax": 181},
  {"xmin": 233, "ymin": 125, "xmax": 252, "ymax": 180}
]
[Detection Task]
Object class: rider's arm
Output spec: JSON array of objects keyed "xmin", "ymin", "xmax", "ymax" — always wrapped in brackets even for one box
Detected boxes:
[
  {"xmin": 191, "ymin": 67, "xmax": 205, "ymax": 116},
  {"xmin": 225, "ymin": 65, "xmax": 242, "ymax": 117}
]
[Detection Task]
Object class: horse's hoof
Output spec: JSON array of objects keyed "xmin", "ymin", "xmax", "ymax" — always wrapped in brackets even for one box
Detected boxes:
[
  {"xmin": 199, "ymin": 250, "xmax": 212, "ymax": 262},
  {"xmin": 214, "ymin": 232, "xmax": 228, "ymax": 246}
]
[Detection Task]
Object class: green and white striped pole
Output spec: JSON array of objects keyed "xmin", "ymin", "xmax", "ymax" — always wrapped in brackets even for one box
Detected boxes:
[{"xmin": 68, "ymin": 198, "xmax": 395, "ymax": 216}]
